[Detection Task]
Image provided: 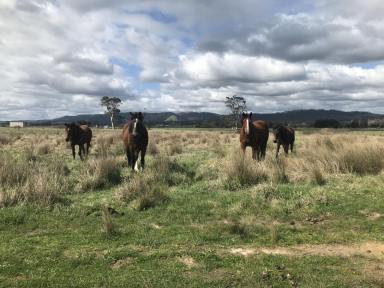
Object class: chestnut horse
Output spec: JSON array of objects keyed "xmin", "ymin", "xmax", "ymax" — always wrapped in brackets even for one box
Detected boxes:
[
  {"xmin": 122, "ymin": 112, "xmax": 148, "ymax": 171},
  {"xmin": 240, "ymin": 112, "xmax": 269, "ymax": 160},
  {"xmin": 65, "ymin": 123, "xmax": 92, "ymax": 160},
  {"xmin": 273, "ymin": 126, "xmax": 295, "ymax": 157}
]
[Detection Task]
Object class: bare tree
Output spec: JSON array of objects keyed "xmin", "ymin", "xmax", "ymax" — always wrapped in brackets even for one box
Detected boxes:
[
  {"xmin": 100, "ymin": 96, "xmax": 122, "ymax": 129},
  {"xmin": 225, "ymin": 95, "xmax": 247, "ymax": 129}
]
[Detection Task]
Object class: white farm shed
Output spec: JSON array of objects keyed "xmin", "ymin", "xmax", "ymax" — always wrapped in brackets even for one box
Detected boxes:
[{"xmin": 9, "ymin": 121, "xmax": 25, "ymax": 128}]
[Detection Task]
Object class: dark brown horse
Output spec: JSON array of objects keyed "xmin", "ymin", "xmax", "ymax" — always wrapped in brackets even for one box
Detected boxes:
[
  {"xmin": 65, "ymin": 123, "xmax": 92, "ymax": 160},
  {"xmin": 240, "ymin": 112, "xmax": 269, "ymax": 160},
  {"xmin": 122, "ymin": 112, "xmax": 148, "ymax": 171},
  {"xmin": 273, "ymin": 126, "xmax": 295, "ymax": 157}
]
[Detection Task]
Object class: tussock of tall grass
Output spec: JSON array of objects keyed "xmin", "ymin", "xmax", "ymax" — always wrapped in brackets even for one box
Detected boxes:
[
  {"xmin": 168, "ymin": 143, "xmax": 182, "ymax": 155},
  {"xmin": 269, "ymin": 158, "xmax": 289, "ymax": 184},
  {"xmin": 147, "ymin": 141, "xmax": 159, "ymax": 155},
  {"xmin": 76, "ymin": 158, "xmax": 122, "ymax": 192},
  {"xmin": 36, "ymin": 143, "xmax": 51, "ymax": 155},
  {"xmin": 101, "ymin": 206, "xmax": 117, "ymax": 236},
  {"xmin": 288, "ymin": 135, "xmax": 384, "ymax": 181},
  {"xmin": 224, "ymin": 150, "xmax": 268, "ymax": 190},
  {"xmin": 116, "ymin": 165, "xmax": 169, "ymax": 210},
  {"xmin": 95, "ymin": 135, "xmax": 115, "ymax": 158},
  {"xmin": 339, "ymin": 144, "xmax": 384, "ymax": 175},
  {"xmin": 0, "ymin": 135, "xmax": 11, "ymax": 145},
  {"xmin": 116, "ymin": 154, "xmax": 184, "ymax": 208},
  {"xmin": 0, "ymin": 153, "xmax": 70, "ymax": 206}
]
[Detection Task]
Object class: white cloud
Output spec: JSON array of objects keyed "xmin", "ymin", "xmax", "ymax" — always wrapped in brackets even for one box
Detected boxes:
[{"xmin": 175, "ymin": 53, "xmax": 306, "ymax": 84}]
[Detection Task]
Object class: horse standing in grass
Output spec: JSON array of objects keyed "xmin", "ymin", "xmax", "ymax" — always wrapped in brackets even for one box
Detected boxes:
[
  {"xmin": 122, "ymin": 112, "xmax": 148, "ymax": 171},
  {"xmin": 65, "ymin": 123, "xmax": 92, "ymax": 160},
  {"xmin": 240, "ymin": 112, "xmax": 269, "ymax": 161},
  {"xmin": 273, "ymin": 126, "xmax": 295, "ymax": 158}
]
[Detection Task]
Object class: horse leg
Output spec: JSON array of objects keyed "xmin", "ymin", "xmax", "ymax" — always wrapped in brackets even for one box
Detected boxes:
[
  {"xmin": 251, "ymin": 146, "xmax": 257, "ymax": 160},
  {"xmin": 261, "ymin": 143, "xmax": 266, "ymax": 160},
  {"xmin": 241, "ymin": 144, "xmax": 246, "ymax": 155},
  {"xmin": 126, "ymin": 148, "xmax": 132, "ymax": 169},
  {"xmin": 71, "ymin": 144, "xmax": 76, "ymax": 159},
  {"xmin": 86, "ymin": 142, "xmax": 90, "ymax": 157},
  {"xmin": 258, "ymin": 147, "xmax": 262, "ymax": 161},
  {"xmin": 283, "ymin": 144, "xmax": 289, "ymax": 155},
  {"xmin": 78, "ymin": 145, "xmax": 84, "ymax": 160},
  {"xmin": 133, "ymin": 150, "xmax": 140, "ymax": 171},
  {"xmin": 140, "ymin": 147, "xmax": 147, "ymax": 170},
  {"xmin": 276, "ymin": 143, "xmax": 280, "ymax": 158},
  {"xmin": 290, "ymin": 142, "xmax": 294, "ymax": 153}
]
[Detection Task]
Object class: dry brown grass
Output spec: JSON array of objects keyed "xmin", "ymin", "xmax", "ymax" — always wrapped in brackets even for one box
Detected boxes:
[
  {"xmin": 76, "ymin": 158, "xmax": 122, "ymax": 192},
  {"xmin": 2, "ymin": 127, "xmax": 384, "ymax": 207},
  {"xmin": 223, "ymin": 150, "xmax": 268, "ymax": 189},
  {"xmin": 0, "ymin": 152, "xmax": 70, "ymax": 206}
]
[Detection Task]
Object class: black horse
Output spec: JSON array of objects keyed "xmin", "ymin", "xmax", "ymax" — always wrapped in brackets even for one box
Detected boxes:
[
  {"xmin": 65, "ymin": 123, "xmax": 92, "ymax": 160},
  {"xmin": 273, "ymin": 126, "xmax": 295, "ymax": 157},
  {"xmin": 122, "ymin": 112, "xmax": 148, "ymax": 171}
]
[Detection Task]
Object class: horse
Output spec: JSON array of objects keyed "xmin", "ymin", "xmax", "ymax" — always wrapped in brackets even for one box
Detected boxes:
[
  {"xmin": 239, "ymin": 112, "xmax": 269, "ymax": 160},
  {"xmin": 122, "ymin": 112, "xmax": 148, "ymax": 171},
  {"xmin": 65, "ymin": 123, "xmax": 92, "ymax": 160},
  {"xmin": 273, "ymin": 125, "xmax": 295, "ymax": 157}
]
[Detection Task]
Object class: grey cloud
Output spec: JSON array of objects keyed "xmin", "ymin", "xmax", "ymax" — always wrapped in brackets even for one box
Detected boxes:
[{"xmin": 54, "ymin": 54, "xmax": 114, "ymax": 75}]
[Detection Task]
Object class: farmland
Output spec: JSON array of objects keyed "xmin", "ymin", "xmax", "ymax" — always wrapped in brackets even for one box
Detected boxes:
[{"xmin": 1, "ymin": 127, "xmax": 384, "ymax": 287}]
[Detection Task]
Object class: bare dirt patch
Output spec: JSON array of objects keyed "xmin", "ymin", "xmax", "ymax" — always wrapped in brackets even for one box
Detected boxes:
[
  {"xmin": 111, "ymin": 258, "xmax": 133, "ymax": 270},
  {"xmin": 230, "ymin": 241, "xmax": 384, "ymax": 259},
  {"xmin": 178, "ymin": 256, "xmax": 199, "ymax": 268},
  {"xmin": 359, "ymin": 209, "xmax": 382, "ymax": 220}
]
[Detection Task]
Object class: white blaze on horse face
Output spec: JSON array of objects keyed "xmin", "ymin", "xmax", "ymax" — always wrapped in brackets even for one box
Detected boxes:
[
  {"xmin": 245, "ymin": 118, "xmax": 250, "ymax": 135},
  {"xmin": 132, "ymin": 119, "xmax": 138, "ymax": 135}
]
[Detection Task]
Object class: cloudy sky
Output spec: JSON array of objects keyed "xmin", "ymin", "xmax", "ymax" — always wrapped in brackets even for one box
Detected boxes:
[{"xmin": 1, "ymin": 0, "xmax": 384, "ymax": 120}]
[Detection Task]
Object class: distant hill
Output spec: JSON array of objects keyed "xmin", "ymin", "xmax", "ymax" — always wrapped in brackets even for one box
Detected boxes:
[{"xmin": 27, "ymin": 109, "xmax": 383, "ymax": 128}]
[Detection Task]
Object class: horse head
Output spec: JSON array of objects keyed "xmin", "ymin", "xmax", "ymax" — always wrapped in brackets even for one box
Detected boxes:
[
  {"xmin": 130, "ymin": 112, "xmax": 144, "ymax": 136},
  {"xmin": 64, "ymin": 123, "xmax": 71, "ymax": 142},
  {"xmin": 272, "ymin": 126, "xmax": 283, "ymax": 143},
  {"xmin": 64, "ymin": 123, "xmax": 77, "ymax": 142},
  {"xmin": 241, "ymin": 112, "xmax": 252, "ymax": 135}
]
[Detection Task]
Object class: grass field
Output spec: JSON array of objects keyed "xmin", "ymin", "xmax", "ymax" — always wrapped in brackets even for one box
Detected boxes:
[{"xmin": 1, "ymin": 127, "xmax": 384, "ymax": 287}]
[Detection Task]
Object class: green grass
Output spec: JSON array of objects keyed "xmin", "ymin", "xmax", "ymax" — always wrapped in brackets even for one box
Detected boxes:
[{"xmin": 0, "ymin": 127, "xmax": 384, "ymax": 287}]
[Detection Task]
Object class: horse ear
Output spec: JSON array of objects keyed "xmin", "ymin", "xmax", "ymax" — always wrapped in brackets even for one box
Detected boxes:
[
  {"xmin": 130, "ymin": 112, "xmax": 134, "ymax": 116},
  {"xmin": 64, "ymin": 123, "xmax": 69, "ymax": 127}
]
